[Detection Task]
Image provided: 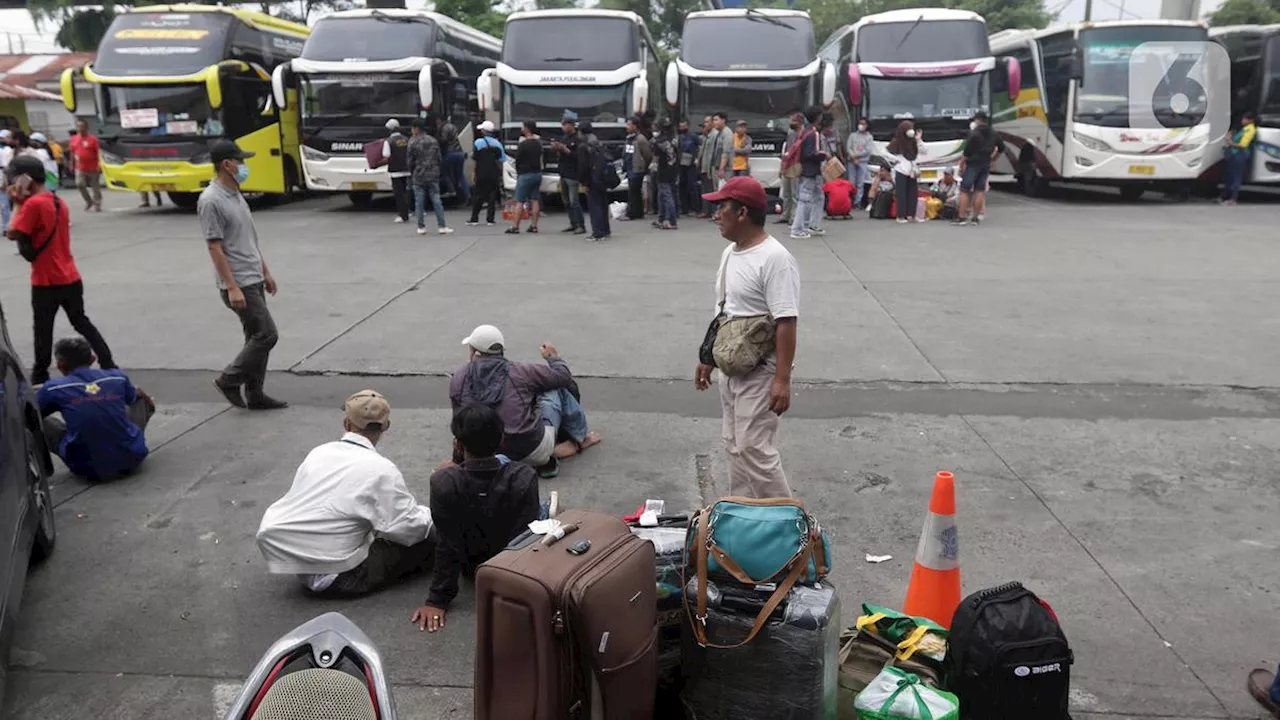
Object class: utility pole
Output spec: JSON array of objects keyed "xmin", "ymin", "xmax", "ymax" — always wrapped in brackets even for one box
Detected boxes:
[{"xmin": 1084, "ymin": 0, "xmax": 1093, "ymax": 20}]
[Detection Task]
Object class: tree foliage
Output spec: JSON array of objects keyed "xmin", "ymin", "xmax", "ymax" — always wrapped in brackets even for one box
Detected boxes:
[
  {"xmin": 1207, "ymin": 0, "xmax": 1280, "ymax": 25},
  {"xmin": 54, "ymin": 8, "xmax": 116, "ymax": 52}
]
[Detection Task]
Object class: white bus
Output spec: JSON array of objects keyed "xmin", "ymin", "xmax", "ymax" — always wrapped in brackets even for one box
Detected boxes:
[
  {"xmin": 990, "ymin": 21, "xmax": 1216, "ymax": 200},
  {"xmin": 1211, "ymin": 24, "xmax": 1280, "ymax": 184},
  {"xmin": 271, "ymin": 9, "xmax": 501, "ymax": 206},
  {"xmin": 478, "ymin": 9, "xmax": 661, "ymax": 195},
  {"xmin": 666, "ymin": 8, "xmax": 835, "ymax": 191},
  {"xmin": 820, "ymin": 8, "xmax": 1019, "ymax": 187}
]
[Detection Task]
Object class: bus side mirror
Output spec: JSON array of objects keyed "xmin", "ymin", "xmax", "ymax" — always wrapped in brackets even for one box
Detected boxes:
[
  {"xmin": 665, "ymin": 63, "xmax": 679, "ymax": 107},
  {"xmin": 272, "ymin": 62, "xmax": 291, "ymax": 112},
  {"xmin": 1067, "ymin": 53, "xmax": 1083, "ymax": 82},
  {"xmin": 419, "ymin": 65, "xmax": 434, "ymax": 110},
  {"xmin": 206, "ymin": 68, "xmax": 224, "ymax": 110},
  {"xmin": 847, "ymin": 64, "xmax": 862, "ymax": 107},
  {"xmin": 633, "ymin": 75, "xmax": 648, "ymax": 115},
  {"xmin": 477, "ymin": 68, "xmax": 497, "ymax": 112},
  {"xmin": 60, "ymin": 68, "xmax": 78, "ymax": 113},
  {"xmin": 1005, "ymin": 56, "xmax": 1022, "ymax": 100},
  {"xmin": 821, "ymin": 61, "xmax": 837, "ymax": 106}
]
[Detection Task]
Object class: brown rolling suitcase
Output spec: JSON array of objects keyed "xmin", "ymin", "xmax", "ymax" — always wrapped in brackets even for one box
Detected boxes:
[{"xmin": 475, "ymin": 509, "xmax": 658, "ymax": 720}]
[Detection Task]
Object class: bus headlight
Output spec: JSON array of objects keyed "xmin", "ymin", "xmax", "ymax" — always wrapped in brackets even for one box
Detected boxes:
[
  {"xmin": 100, "ymin": 150, "xmax": 124, "ymax": 166},
  {"xmin": 1071, "ymin": 131, "xmax": 1112, "ymax": 153},
  {"xmin": 301, "ymin": 145, "xmax": 329, "ymax": 162}
]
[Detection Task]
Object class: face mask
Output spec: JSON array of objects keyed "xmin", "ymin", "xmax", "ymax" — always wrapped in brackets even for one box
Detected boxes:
[
  {"xmin": 858, "ymin": 125, "xmax": 868, "ymax": 132},
  {"xmin": 970, "ymin": 121, "xmax": 978, "ymax": 130},
  {"xmin": 906, "ymin": 129, "xmax": 916, "ymax": 139},
  {"xmin": 234, "ymin": 163, "xmax": 250, "ymax": 184}
]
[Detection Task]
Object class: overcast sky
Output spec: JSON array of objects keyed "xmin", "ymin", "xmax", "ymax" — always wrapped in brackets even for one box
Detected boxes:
[{"xmin": 0, "ymin": 0, "xmax": 1225, "ymax": 57}]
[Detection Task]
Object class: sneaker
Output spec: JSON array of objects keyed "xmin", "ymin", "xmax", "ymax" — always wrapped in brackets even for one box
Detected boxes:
[
  {"xmin": 212, "ymin": 377, "xmax": 246, "ymax": 409},
  {"xmin": 486, "ymin": 221, "xmax": 495, "ymax": 226},
  {"xmin": 573, "ymin": 227, "xmax": 587, "ymax": 235},
  {"xmin": 466, "ymin": 221, "xmax": 479, "ymax": 226},
  {"xmin": 789, "ymin": 231, "xmax": 812, "ymax": 240},
  {"xmin": 561, "ymin": 226, "xmax": 577, "ymax": 233},
  {"xmin": 393, "ymin": 217, "xmax": 405, "ymax": 224},
  {"xmin": 951, "ymin": 217, "xmax": 969, "ymax": 226},
  {"xmin": 895, "ymin": 217, "xmax": 909, "ymax": 224},
  {"xmin": 246, "ymin": 394, "xmax": 290, "ymax": 411},
  {"xmin": 438, "ymin": 227, "xmax": 454, "ymax": 234},
  {"xmin": 416, "ymin": 227, "xmax": 428, "ymax": 235},
  {"xmin": 808, "ymin": 227, "xmax": 827, "ymax": 236},
  {"xmin": 973, "ymin": 214, "xmax": 984, "ymax": 225}
]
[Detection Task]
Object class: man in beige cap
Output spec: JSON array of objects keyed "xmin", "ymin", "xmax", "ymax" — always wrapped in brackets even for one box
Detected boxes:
[
  {"xmin": 256, "ymin": 390, "xmax": 434, "ymax": 596},
  {"xmin": 450, "ymin": 324, "xmax": 600, "ymax": 478}
]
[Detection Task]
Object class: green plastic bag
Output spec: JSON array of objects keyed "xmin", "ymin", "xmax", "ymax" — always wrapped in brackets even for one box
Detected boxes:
[
  {"xmin": 856, "ymin": 604, "xmax": 948, "ymax": 665},
  {"xmin": 853, "ymin": 667, "xmax": 959, "ymax": 720}
]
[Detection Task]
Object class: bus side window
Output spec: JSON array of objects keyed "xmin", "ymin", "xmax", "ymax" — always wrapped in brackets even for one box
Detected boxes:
[{"xmin": 224, "ymin": 74, "xmax": 276, "ymax": 138}]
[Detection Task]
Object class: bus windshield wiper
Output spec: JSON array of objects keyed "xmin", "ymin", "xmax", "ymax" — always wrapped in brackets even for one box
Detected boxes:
[
  {"xmin": 542, "ymin": 57, "xmax": 582, "ymax": 62},
  {"xmin": 745, "ymin": 7, "xmax": 793, "ymax": 29},
  {"xmin": 895, "ymin": 14, "xmax": 925, "ymax": 52}
]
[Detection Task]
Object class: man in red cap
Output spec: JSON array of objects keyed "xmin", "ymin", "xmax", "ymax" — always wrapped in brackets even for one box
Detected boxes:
[{"xmin": 694, "ymin": 177, "xmax": 800, "ymax": 499}]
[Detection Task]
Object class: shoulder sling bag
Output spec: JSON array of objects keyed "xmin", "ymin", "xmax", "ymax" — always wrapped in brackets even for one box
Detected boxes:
[{"xmin": 17, "ymin": 195, "xmax": 61, "ymax": 263}]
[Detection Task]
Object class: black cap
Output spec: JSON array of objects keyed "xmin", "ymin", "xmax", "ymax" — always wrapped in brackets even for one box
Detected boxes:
[
  {"xmin": 972, "ymin": 111, "xmax": 988, "ymax": 122},
  {"xmin": 6, "ymin": 154, "xmax": 45, "ymax": 184},
  {"xmin": 210, "ymin": 139, "xmax": 254, "ymax": 165}
]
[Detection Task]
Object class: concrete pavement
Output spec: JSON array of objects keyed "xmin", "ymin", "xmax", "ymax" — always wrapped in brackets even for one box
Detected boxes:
[{"xmin": 2, "ymin": 188, "xmax": 1278, "ymax": 719}]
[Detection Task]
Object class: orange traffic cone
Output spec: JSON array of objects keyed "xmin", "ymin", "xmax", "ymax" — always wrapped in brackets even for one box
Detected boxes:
[{"xmin": 903, "ymin": 470, "xmax": 961, "ymax": 628}]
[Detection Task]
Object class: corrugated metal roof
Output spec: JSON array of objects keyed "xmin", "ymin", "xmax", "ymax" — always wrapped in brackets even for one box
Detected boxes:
[
  {"xmin": 0, "ymin": 81, "xmax": 63, "ymax": 102},
  {"xmin": 0, "ymin": 53, "xmax": 95, "ymax": 86}
]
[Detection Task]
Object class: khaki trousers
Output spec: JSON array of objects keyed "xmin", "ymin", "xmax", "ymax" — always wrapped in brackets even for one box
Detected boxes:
[{"xmin": 718, "ymin": 364, "xmax": 792, "ymax": 499}]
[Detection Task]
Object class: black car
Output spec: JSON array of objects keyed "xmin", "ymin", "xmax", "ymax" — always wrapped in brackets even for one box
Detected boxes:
[{"xmin": 0, "ymin": 299, "xmax": 56, "ymax": 699}]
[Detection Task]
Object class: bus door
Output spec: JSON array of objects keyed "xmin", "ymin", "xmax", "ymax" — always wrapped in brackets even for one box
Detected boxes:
[{"xmin": 221, "ymin": 68, "xmax": 285, "ymax": 193}]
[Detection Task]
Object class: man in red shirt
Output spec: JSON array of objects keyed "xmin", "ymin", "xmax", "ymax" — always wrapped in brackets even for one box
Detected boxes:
[
  {"xmin": 822, "ymin": 176, "xmax": 854, "ymax": 218},
  {"xmin": 70, "ymin": 119, "xmax": 102, "ymax": 212},
  {"xmin": 5, "ymin": 155, "xmax": 116, "ymax": 385}
]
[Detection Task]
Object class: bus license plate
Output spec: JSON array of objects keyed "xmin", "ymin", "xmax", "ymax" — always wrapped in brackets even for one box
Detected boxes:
[
  {"xmin": 351, "ymin": 182, "xmax": 377, "ymax": 191},
  {"xmin": 152, "ymin": 184, "xmax": 176, "ymax": 192},
  {"xmin": 1128, "ymin": 165, "xmax": 1155, "ymax": 176}
]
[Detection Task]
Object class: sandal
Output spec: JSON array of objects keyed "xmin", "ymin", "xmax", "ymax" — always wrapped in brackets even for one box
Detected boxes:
[
  {"xmin": 527, "ymin": 226, "xmax": 538, "ymax": 233},
  {"xmin": 504, "ymin": 227, "xmax": 520, "ymax": 234}
]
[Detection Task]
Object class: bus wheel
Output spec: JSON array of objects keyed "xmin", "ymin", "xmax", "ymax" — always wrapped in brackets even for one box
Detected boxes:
[
  {"xmin": 348, "ymin": 191, "xmax": 373, "ymax": 208},
  {"xmin": 168, "ymin": 192, "xmax": 199, "ymax": 210},
  {"xmin": 1119, "ymin": 186, "xmax": 1144, "ymax": 202}
]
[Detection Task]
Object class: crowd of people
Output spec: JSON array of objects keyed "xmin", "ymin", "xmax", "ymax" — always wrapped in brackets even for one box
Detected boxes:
[{"xmin": 358, "ymin": 104, "xmax": 1006, "ymax": 245}]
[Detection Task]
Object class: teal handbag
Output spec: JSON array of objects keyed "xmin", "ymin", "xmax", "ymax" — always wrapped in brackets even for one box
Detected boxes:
[{"xmin": 685, "ymin": 497, "xmax": 832, "ymax": 648}]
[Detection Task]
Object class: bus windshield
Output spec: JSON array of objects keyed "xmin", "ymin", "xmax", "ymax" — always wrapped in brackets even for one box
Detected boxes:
[
  {"xmin": 856, "ymin": 19, "xmax": 989, "ymax": 63},
  {"xmin": 95, "ymin": 12, "xmax": 233, "ymax": 77},
  {"xmin": 98, "ymin": 84, "xmax": 222, "ymax": 137},
  {"xmin": 303, "ymin": 15, "xmax": 434, "ymax": 61},
  {"xmin": 686, "ymin": 78, "xmax": 808, "ymax": 131},
  {"xmin": 502, "ymin": 17, "xmax": 638, "ymax": 72},
  {"xmin": 1076, "ymin": 25, "xmax": 1210, "ymax": 128},
  {"xmin": 865, "ymin": 74, "xmax": 987, "ymax": 121},
  {"xmin": 1259, "ymin": 34, "xmax": 1280, "ymax": 117},
  {"xmin": 301, "ymin": 73, "xmax": 420, "ymax": 124},
  {"xmin": 504, "ymin": 84, "xmax": 629, "ymax": 124},
  {"xmin": 681, "ymin": 15, "xmax": 815, "ymax": 71}
]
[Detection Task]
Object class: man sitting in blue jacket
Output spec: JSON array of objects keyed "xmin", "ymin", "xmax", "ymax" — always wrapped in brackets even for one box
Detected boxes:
[{"xmin": 37, "ymin": 337, "xmax": 154, "ymax": 480}]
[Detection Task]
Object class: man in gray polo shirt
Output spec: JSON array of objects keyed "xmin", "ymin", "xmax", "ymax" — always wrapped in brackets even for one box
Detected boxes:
[{"xmin": 198, "ymin": 139, "xmax": 287, "ymax": 410}]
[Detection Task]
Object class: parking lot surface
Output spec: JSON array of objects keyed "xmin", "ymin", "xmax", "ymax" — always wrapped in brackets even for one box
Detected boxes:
[{"xmin": 2, "ymin": 186, "xmax": 1277, "ymax": 719}]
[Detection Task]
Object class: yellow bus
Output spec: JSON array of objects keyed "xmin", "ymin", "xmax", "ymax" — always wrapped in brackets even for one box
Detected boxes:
[{"xmin": 60, "ymin": 5, "xmax": 308, "ymax": 208}]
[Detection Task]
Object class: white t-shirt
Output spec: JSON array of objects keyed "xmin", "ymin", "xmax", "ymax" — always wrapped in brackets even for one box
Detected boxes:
[{"xmin": 714, "ymin": 235, "xmax": 801, "ymax": 320}]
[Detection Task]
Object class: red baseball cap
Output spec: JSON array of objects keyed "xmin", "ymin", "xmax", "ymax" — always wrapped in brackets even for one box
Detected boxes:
[{"xmin": 702, "ymin": 176, "xmax": 767, "ymax": 211}]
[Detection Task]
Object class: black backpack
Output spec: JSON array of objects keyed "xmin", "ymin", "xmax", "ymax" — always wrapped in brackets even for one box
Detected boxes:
[{"xmin": 944, "ymin": 582, "xmax": 1073, "ymax": 720}]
